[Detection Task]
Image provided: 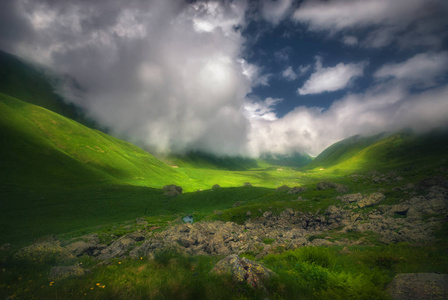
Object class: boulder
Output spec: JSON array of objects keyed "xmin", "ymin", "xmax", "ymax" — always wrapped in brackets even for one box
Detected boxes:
[
  {"xmin": 243, "ymin": 182, "xmax": 252, "ymax": 187},
  {"xmin": 386, "ymin": 273, "xmax": 448, "ymax": 300},
  {"xmin": 211, "ymin": 254, "xmax": 276, "ymax": 290},
  {"xmin": 48, "ymin": 265, "xmax": 87, "ymax": 281},
  {"xmin": 287, "ymin": 187, "xmax": 307, "ymax": 194},
  {"xmin": 358, "ymin": 192, "xmax": 385, "ymax": 208},
  {"xmin": 316, "ymin": 181, "xmax": 348, "ymax": 193},
  {"xmin": 65, "ymin": 241, "xmax": 107, "ymax": 257},
  {"xmin": 97, "ymin": 236, "xmax": 136, "ymax": 260},
  {"xmin": 163, "ymin": 185, "xmax": 183, "ymax": 197},
  {"xmin": 341, "ymin": 193, "xmax": 363, "ymax": 203},
  {"xmin": 212, "ymin": 184, "xmax": 221, "ymax": 190}
]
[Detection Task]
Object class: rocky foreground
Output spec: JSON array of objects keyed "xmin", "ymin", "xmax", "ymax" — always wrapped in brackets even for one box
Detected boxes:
[{"xmin": 11, "ymin": 176, "xmax": 448, "ymax": 298}]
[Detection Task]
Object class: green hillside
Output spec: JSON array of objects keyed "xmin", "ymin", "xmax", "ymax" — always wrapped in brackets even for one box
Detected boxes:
[
  {"xmin": 305, "ymin": 130, "xmax": 448, "ymax": 172},
  {"xmin": 0, "ymin": 93, "xmax": 186, "ymax": 189},
  {"xmin": 161, "ymin": 151, "xmax": 260, "ymax": 171},
  {"xmin": 259, "ymin": 152, "xmax": 313, "ymax": 168},
  {"xmin": 0, "ymin": 50, "xmax": 93, "ymax": 126}
]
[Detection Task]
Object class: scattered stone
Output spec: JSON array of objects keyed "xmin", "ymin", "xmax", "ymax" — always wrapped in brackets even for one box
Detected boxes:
[
  {"xmin": 163, "ymin": 185, "xmax": 183, "ymax": 197},
  {"xmin": 341, "ymin": 193, "xmax": 363, "ymax": 203},
  {"xmin": 211, "ymin": 254, "xmax": 276, "ymax": 290},
  {"xmin": 263, "ymin": 211, "xmax": 273, "ymax": 219},
  {"xmin": 65, "ymin": 241, "xmax": 106, "ymax": 257},
  {"xmin": 387, "ymin": 273, "xmax": 448, "ymax": 300},
  {"xmin": 358, "ymin": 192, "xmax": 385, "ymax": 208},
  {"xmin": 287, "ymin": 186, "xmax": 307, "ymax": 194},
  {"xmin": 97, "ymin": 236, "xmax": 136, "ymax": 260},
  {"xmin": 246, "ymin": 211, "xmax": 252, "ymax": 217},
  {"xmin": 316, "ymin": 181, "xmax": 348, "ymax": 193},
  {"xmin": 48, "ymin": 265, "xmax": 87, "ymax": 281}
]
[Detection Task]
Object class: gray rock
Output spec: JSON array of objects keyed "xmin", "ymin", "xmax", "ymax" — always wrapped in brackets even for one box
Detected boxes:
[
  {"xmin": 358, "ymin": 192, "xmax": 385, "ymax": 208},
  {"xmin": 263, "ymin": 211, "xmax": 273, "ymax": 219},
  {"xmin": 163, "ymin": 184, "xmax": 183, "ymax": 197},
  {"xmin": 97, "ymin": 236, "xmax": 136, "ymax": 260},
  {"xmin": 387, "ymin": 273, "xmax": 448, "ymax": 300},
  {"xmin": 243, "ymin": 182, "xmax": 252, "ymax": 187},
  {"xmin": 48, "ymin": 265, "xmax": 87, "ymax": 281},
  {"xmin": 212, "ymin": 184, "xmax": 221, "ymax": 190},
  {"xmin": 65, "ymin": 241, "xmax": 106, "ymax": 257},
  {"xmin": 341, "ymin": 193, "xmax": 363, "ymax": 203},
  {"xmin": 288, "ymin": 186, "xmax": 307, "ymax": 194}
]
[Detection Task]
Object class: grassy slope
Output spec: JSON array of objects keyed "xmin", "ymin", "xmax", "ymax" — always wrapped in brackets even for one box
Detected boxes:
[
  {"xmin": 304, "ymin": 130, "xmax": 448, "ymax": 172},
  {"xmin": 0, "ymin": 93, "xmax": 186, "ymax": 188}
]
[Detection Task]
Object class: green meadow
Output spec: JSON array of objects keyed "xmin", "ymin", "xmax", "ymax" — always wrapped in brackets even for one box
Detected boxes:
[{"xmin": 1, "ymin": 51, "xmax": 448, "ymax": 299}]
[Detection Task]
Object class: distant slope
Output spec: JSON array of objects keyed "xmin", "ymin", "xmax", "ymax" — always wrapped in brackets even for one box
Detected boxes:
[
  {"xmin": 304, "ymin": 130, "xmax": 448, "ymax": 171},
  {"xmin": 0, "ymin": 50, "xmax": 93, "ymax": 126},
  {"xmin": 259, "ymin": 152, "xmax": 313, "ymax": 168},
  {"xmin": 0, "ymin": 93, "xmax": 186, "ymax": 188},
  {"xmin": 160, "ymin": 151, "xmax": 260, "ymax": 171}
]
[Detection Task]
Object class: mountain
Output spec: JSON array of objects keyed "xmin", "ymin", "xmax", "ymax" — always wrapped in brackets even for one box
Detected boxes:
[
  {"xmin": 0, "ymin": 93, "xmax": 186, "ymax": 189},
  {"xmin": 305, "ymin": 130, "xmax": 448, "ymax": 171}
]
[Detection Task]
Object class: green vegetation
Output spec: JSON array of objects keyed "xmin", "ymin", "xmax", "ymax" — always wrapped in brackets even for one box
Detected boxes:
[
  {"xmin": 2, "ymin": 243, "xmax": 447, "ymax": 299},
  {"xmin": 1, "ymin": 53, "xmax": 448, "ymax": 299}
]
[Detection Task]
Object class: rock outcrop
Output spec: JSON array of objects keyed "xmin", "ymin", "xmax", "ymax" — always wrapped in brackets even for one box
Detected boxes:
[{"xmin": 163, "ymin": 185, "xmax": 183, "ymax": 197}]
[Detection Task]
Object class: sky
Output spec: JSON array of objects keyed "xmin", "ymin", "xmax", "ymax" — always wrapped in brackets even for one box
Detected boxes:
[{"xmin": 1, "ymin": 0, "xmax": 448, "ymax": 156}]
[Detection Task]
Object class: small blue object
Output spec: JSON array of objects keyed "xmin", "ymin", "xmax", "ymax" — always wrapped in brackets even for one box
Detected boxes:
[{"xmin": 183, "ymin": 215, "xmax": 194, "ymax": 223}]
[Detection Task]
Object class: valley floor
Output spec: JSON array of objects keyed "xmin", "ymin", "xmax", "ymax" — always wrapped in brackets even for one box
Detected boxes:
[{"xmin": 1, "ymin": 167, "xmax": 448, "ymax": 299}]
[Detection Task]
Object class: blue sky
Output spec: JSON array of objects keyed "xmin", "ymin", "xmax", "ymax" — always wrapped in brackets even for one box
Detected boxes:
[{"xmin": 1, "ymin": 0, "xmax": 448, "ymax": 156}]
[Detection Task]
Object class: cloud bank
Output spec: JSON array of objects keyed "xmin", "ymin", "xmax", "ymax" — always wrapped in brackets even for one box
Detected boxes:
[
  {"xmin": 1, "ymin": 0, "xmax": 447, "ymax": 157},
  {"xmin": 293, "ymin": 0, "xmax": 448, "ymax": 48}
]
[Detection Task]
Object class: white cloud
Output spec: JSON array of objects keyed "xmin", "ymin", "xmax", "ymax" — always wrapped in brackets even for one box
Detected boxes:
[
  {"xmin": 282, "ymin": 66, "xmax": 297, "ymax": 81},
  {"xmin": 292, "ymin": 0, "xmax": 448, "ymax": 49},
  {"xmin": 260, "ymin": 0, "xmax": 292, "ymax": 25},
  {"xmin": 244, "ymin": 97, "xmax": 282, "ymax": 121},
  {"xmin": 298, "ymin": 57, "xmax": 367, "ymax": 95},
  {"xmin": 249, "ymin": 82, "xmax": 448, "ymax": 156},
  {"xmin": 375, "ymin": 52, "xmax": 448, "ymax": 88}
]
